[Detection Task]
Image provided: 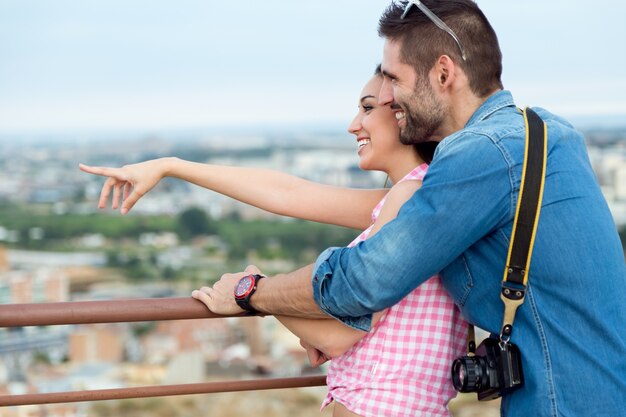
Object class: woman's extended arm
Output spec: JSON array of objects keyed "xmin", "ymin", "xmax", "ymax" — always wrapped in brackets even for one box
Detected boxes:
[
  {"xmin": 272, "ymin": 179, "xmax": 423, "ymax": 358},
  {"xmin": 80, "ymin": 157, "xmax": 386, "ymax": 230}
]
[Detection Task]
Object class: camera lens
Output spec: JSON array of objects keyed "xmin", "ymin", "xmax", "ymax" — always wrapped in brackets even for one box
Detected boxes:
[{"xmin": 451, "ymin": 356, "xmax": 489, "ymax": 393}]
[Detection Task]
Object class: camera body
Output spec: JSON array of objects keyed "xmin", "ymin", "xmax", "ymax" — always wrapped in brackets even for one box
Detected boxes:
[{"xmin": 451, "ymin": 336, "xmax": 524, "ymax": 401}]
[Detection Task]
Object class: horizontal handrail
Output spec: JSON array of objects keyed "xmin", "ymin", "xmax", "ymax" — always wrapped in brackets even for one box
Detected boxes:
[
  {"xmin": 0, "ymin": 298, "xmax": 328, "ymax": 407},
  {"xmin": 0, "ymin": 297, "xmax": 231, "ymax": 327},
  {"xmin": 0, "ymin": 375, "xmax": 327, "ymax": 406}
]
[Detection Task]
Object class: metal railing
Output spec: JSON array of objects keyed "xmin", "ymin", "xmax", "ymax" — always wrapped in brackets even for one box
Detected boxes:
[{"xmin": 0, "ymin": 298, "xmax": 327, "ymax": 407}]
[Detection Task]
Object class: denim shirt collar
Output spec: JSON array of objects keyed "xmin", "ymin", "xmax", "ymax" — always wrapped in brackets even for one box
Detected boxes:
[{"xmin": 465, "ymin": 90, "xmax": 516, "ymax": 127}]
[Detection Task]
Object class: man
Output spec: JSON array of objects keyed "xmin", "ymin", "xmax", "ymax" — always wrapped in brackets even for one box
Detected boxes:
[{"xmin": 198, "ymin": 1, "xmax": 626, "ymax": 416}]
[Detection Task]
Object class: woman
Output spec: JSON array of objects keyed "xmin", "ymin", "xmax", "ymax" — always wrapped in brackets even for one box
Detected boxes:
[{"xmin": 80, "ymin": 67, "xmax": 467, "ymax": 417}]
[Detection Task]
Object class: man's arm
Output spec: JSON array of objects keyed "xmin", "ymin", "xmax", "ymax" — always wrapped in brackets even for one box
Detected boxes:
[
  {"xmin": 193, "ymin": 264, "xmax": 327, "ymax": 317},
  {"xmin": 255, "ymin": 264, "xmax": 327, "ymax": 316}
]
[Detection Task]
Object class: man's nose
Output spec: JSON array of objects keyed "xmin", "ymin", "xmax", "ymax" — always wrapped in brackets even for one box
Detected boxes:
[{"xmin": 378, "ymin": 78, "xmax": 394, "ymax": 106}]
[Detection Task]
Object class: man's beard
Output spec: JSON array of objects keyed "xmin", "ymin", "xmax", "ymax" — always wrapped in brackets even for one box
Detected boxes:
[{"xmin": 398, "ymin": 80, "xmax": 446, "ymax": 145}]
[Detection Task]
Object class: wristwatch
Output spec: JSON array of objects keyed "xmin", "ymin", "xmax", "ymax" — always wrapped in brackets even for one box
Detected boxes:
[{"xmin": 234, "ymin": 274, "xmax": 265, "ymax": 315}]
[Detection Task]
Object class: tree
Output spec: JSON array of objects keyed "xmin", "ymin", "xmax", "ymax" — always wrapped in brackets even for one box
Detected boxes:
[{"xmin": 177, "ymin": 207, "xmax": 216, "ymax": 239}]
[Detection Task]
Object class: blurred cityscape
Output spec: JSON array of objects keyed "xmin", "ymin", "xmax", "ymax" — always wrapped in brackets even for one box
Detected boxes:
[{"xmin": 0, "ymin": 125, "xmax": 625, "ymax": 417}]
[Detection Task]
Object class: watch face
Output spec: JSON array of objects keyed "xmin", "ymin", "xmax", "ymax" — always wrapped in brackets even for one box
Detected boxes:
[{"xmin": 235, "ymin": 275, "xmax": 254, "ymax": 298}]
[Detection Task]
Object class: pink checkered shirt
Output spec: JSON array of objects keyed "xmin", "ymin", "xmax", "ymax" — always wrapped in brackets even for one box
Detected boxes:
[{"xmin": 321, "ymin": 164, "xmax": 468, "ymax": 417}]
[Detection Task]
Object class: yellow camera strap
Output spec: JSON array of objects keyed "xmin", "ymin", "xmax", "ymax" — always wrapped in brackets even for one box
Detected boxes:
[{"xmin": 499, "ymin": 107, "xmax": 547, "ymax": 342}]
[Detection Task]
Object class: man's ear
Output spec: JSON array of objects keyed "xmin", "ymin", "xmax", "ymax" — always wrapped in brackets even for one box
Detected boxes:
[{"xmin": 434, "ymin": 55, "xmax": 456, "ymax": 89}]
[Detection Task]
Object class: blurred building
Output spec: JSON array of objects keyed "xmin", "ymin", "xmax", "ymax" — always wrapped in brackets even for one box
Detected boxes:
[
  {"xmin": 69, "ymin": 325, "xmax": 125, "ymax": 364},
  {"xmin": 0, "ymin": 247, "xmax": 69, "ymax": 305}
]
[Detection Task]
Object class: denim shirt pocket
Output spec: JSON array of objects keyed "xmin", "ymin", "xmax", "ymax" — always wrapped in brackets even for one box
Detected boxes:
[{"xmin": 441, "ymin": 255, "xmax": 474, "ymax": 306}]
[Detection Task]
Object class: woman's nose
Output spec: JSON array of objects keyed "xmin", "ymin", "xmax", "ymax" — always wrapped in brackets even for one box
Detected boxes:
[{"xmin": 348, "ymin": 113, "xmax": 362, "ymax": 135}]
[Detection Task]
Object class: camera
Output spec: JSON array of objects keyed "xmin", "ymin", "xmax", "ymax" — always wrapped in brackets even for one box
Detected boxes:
[{"xmin": 451, "ymin": 336, "xmax": 524, "ymax": 401}]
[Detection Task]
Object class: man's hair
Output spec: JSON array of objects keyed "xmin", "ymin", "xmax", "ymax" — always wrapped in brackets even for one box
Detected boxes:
[
  {"xmin": 378, "ymin": 0, "xmax": 503, "ymax": 97},
  {"xmin": 374, "ymin": 63, "xmax": 438, "ymax": 163}
]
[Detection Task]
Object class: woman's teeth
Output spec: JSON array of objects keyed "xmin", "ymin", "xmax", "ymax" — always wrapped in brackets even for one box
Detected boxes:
[{"xmin": 358, "ymin": 139, "xmax": 370, "ymax": 149}]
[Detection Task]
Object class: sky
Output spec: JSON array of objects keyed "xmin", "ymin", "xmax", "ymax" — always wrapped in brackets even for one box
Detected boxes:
[{"xmin": 0, "ymin": 0, "xmax": 625, "ymax": 135}]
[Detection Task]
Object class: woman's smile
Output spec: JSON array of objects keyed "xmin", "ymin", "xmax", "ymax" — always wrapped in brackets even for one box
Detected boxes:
[{"xmin": 357, "ymin": 138, "xmax": 371, "ymax": 155}]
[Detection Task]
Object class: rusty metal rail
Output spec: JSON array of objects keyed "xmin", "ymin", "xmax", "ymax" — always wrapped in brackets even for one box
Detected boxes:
[
  {"xmin": 0, "ymin": 376, "xmax": 327, "ymax": 406},
  {"xmin": 0, "ymin": 298, "xmax": 327, "ymax": 406},
  {"xmin": 0, "ymin": 297, "xmax": 223, "ymax": 327}
]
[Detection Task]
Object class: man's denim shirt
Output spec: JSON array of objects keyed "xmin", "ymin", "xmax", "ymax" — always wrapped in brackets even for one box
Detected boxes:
[{"xmin": 311, "ymin": 91, "xmax": 626, "ymax": 417}]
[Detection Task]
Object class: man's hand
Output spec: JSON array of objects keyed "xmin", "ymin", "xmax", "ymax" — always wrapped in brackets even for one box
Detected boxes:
[
  {"xmin": 299, "ymin": 339, "xmax": 330, "ymax": 368},
  {"xmin": 192, "ymin": 265, "xmax": 263, "ymax": 315}
]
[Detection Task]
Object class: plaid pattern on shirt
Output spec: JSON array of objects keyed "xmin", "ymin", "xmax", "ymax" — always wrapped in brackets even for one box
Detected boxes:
[{"xmin": 321, "ymin": 164, "xmax": 468, "ymax": 417}]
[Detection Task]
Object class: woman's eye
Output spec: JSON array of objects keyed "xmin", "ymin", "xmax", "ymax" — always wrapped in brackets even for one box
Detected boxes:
[{"xmin": 363, "ymin": 105, "xmax": 374, "ymax": 112}]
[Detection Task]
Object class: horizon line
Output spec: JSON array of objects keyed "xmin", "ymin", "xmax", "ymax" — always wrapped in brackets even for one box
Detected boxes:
[{"xmin": 1, "ymin": 114, "xmax": 626, "ymax": 139}]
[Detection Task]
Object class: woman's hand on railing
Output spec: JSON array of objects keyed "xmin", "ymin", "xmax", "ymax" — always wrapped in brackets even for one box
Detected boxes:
[{"xmin": 79, "ymin": 158, "xmax": 171, "ymax": 215}]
